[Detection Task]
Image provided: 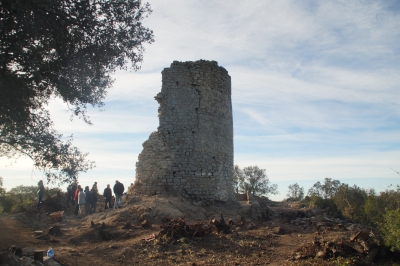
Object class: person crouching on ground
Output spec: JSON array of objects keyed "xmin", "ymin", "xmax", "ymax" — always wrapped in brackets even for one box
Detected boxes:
[
  {"xmin": 78, "ymin": 187, "xmax": 86, "ymax": 216},
  {"xmin": 113, "ymin": 180, "xmax": 124, "ymax": 209},
  {"xmin": 103, "ymin": 184, "xmax": 112, "ymax": 210}
]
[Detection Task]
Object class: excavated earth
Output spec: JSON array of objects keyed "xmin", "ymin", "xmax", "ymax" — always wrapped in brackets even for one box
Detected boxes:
[{"xmin": 0, "ymin": 195, "xmax": 398, "ymax": 266}]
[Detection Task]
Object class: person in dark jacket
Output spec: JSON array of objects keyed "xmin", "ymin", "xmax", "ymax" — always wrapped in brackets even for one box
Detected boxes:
[
  {"xmin": 37, "ymin": 180, "xmax": 45, "ymax": 209},
  {"xmin": 113, "ymin": 180, "xmax": 124, "ymax": 209},
  {"xmin": 103, "ymin": 184, "xmax": 112, "ymax": 210},
  {"xmin": 67, "ymin": 185, "xmax": 72, "ymax": 206},
  {"xmin": 84, "ymin": 186, "xmax": 91, "ymax": 214},
  {"xmin": 90, "ymin": 186, "xmax": 98, "ymax": 213}
]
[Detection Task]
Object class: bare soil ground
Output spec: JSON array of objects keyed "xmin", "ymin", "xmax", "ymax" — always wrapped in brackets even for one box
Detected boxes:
[{"xmin": 0, "ymin": 195, "xmax": 398, "ymax": 266}]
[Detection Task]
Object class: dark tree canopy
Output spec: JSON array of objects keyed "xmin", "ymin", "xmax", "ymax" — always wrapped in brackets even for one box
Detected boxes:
[{"xmin": 0, "ymin": 0, "xmax": 154, "ymax": 184}]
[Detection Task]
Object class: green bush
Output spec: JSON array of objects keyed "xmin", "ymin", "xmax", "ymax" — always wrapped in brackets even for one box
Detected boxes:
[
  {"xmin": 0, "ymin": 184, "xmax": 65, "ymax": 213},
  {"xmin": 305, "ymin": 195, "xmax": 337, "ymax": 212},
  {"xmin": 0, "ymin": 195, "xmax": 15, "ymax": 213},
  {"xmin": 333, "ymin": 184, "xmax": 367, "ymax": 223},
  {"xmin": 364, "ymin": 189, "xmax": 400, "ymax": 226},
  {"xmin": 381, "ymin": 209, "xmax": 400, "ymax": 252}
]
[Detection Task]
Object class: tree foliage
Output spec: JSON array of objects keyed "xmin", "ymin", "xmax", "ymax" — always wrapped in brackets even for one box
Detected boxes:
[
  {"xmin": 307, "ymin": 178, "xmax": 341, "ymax": 199},
  {"xmin": 235, "ymin": 165, "xmax": 278, "ymax": 197},
  {"xmin": 0, "ymin": 0, "xmax": 154, "ymax": 184},
  {"xmin": 286, "ymin": 183, "xmax": 304, "ymax": 201},
  {"xmin": 0, "ymin": 177, "xmax": 5, "ymax": 196},
  {"xmin": 333, "ymin": 184, "xmax": 368, "ymax": 221},
  {"xmin": 233, "ymin": 164, "xmax": 243, "ymax": 193},
  {"xmin": 381, "ymin": 209, "xmax": 400, "ymax": 252}
]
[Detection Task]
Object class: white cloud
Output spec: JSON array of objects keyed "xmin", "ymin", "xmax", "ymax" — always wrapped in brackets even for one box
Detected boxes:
[{"xmin": 2, "ymin": 0, "xmax": 400, "ymax": 200}]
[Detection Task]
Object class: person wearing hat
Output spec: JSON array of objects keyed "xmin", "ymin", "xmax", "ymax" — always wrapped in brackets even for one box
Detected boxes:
[{"xmin": 113, "ymin": 180, "xmax": 124, "ymax": 209}]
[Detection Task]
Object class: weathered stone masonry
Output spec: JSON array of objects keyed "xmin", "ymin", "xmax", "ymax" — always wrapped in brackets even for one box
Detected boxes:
[{"xmin": 134, "ymin": 60, "xmax": 235, "ymax": 201}]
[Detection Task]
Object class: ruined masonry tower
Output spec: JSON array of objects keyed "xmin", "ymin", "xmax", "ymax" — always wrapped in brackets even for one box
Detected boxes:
[{"xmin": 134, "ymin": 60, "xmax": 235, "ymax": 201}]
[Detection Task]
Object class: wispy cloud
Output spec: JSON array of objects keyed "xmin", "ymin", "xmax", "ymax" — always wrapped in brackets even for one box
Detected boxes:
[{"xmin": 2, "ymin": 0, "xmax": 400, "ymax": 200}]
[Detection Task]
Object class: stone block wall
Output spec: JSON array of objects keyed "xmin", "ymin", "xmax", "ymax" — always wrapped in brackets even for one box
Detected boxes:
[{"xmin": 133, "ymin": 60, "xmax": 235, "ymax": 201}]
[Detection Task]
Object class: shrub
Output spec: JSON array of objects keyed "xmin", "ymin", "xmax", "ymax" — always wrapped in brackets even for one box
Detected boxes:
[
  {"xmin": 306, "ymin": 195, "xmax": 337, "ymax": 212},
  {"xmin": 333, "ymin": 184, "xmax": 367, "ymax": 223},
  {"xmin": 381, "ymin": 209, "xmax": 400, "ymax": 252}
]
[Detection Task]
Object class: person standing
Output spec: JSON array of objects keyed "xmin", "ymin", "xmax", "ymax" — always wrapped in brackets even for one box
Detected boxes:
[
  {"xmin": 74, "ymin": 185, "xmax": 81, "ymax": 215},
  {"xmin": 90, "ymin": 186, "xmax": 98, "ymax": 213},
  {"xmin": 93, "ymin": 182, "xmax": 98, "ymax": 191},
  {"xmin": 66, "ymin": 184, "xmax": 72, "ymax": 206},
  {"xmin": 103, "ymin": 184, "xmax": 112, "ymax": 210},
  {"xmin": 78, "ymin": 187, "xmax": 86, "ymax": 216},
  {"xmin": 70, "ymin": 183, "xmax": 77, "ymax": 205},
  {"xmin": 113, "ymin": 180, "xmax": 124, "ymax": 209},
  {"xmin": 84, "ymin": 186, "xmax": 91, "ymax": 214},
  {"xmin": 37, "ymin": 180, "xmax": 45, "ymax": 210}
]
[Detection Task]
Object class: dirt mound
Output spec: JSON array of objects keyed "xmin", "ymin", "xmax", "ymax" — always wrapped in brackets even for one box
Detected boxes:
[
  {"xmin": 1, "ymin": 195, "xmax": 399, "ymax": 266},
  {"xmin": 86, "ymin": 195, "xmax": 241, "ymax": 227}
]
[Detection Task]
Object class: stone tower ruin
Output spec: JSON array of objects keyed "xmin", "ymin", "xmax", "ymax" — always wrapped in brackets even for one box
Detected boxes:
[{"xmin": 134, "ymin": 60, "xmax": 235, "ymax": 202}]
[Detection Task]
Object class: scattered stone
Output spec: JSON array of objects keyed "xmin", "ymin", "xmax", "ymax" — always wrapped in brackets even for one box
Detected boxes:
[
  {"xmin": 315, "ymin": 250, "xmax": 326, "ymax": 259},
  {"xmin": 122, "ymin": 222, "xmax": 131, "ymax": 229},
  {"xmin": 272, "ymin": 227, "xmax": 282, "ymax": 234},
  {"xmin": 140, "ymin": 213, "xmax": 150, "ymax": 222},
  {"xmin": 48, "ymin": 226, "xmax": 61, "ymax": 236},
  {"xmin": 141, "ymin": 219, "xmax": 151, "ymax": 228},
  {"xmin": 8, "ymin": 245, "xmax": 23, "ymax": 257}
]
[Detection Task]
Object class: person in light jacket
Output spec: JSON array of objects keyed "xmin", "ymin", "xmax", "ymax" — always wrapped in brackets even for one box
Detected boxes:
[{"xmin": 78, "ymin": 187, "xmax": 86, "ymax": 215}]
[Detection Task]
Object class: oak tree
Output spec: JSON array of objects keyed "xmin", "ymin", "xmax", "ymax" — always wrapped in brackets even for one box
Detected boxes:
[
  {"xmin": 0, "ymin": 0, "xmax": 154, "ymax": 184},
  {"xmin": 239, "ymin": 165, "xmax": 278, "ymax": 197},
  {"xmin": 286, "ymin": 182, "xmax": 304, "ymax": 201}
]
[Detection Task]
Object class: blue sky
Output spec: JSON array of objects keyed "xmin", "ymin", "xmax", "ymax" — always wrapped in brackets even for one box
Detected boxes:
[{"xmin": 1, "ymin": 0, "xmax": 400, "ymax": 200}]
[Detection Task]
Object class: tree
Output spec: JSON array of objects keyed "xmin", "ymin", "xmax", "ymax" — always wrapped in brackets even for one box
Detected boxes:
[
  {"xmin": 307, "ymin": 178, "xmax": 341, "ymax": 199},
  {"xmin": 0, "ymin": 0, "xmax": 154, "ymax": 184},
  {"xmin": 239, "ymin": 165, "xmax": 278, "ymax": 197},
  {"xmin": 0, "ymin": 177, "xmax": 5, "ymax": 196},
  {"xmin": 233, "ymin": 164, "xmax": 244, "ymax": 193},
  {"xmin": 286, "ymin": 183, "xmax": 304, "ymax": 201},
  {"xmin": 333, "ymin": 184, "xmax": 367, "ymax": 222}
]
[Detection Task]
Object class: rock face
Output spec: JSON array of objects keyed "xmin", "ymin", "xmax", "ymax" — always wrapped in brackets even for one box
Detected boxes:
[{"xmin": 134, "ymin": 60, "xmax": 235, "ymax": 202}]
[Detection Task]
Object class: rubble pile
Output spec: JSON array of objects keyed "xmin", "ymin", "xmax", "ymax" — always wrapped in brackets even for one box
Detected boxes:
[
  {"xmin": 157, "ymin": 213, "xmax": 234, "ymax": 241},
  {"xmin": 158, "ymin": 215, "xmax": 213, "ymax": 240},
  {"xmin": 290, "ymin": 227, "xmax": 382, "ymax": 264}
]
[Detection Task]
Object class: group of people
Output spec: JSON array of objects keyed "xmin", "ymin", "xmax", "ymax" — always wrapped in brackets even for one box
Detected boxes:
[
  {"xmin": 66, "ymin": 180, "xmax": 125, "ymax": 216},
  {"xmin": 67, "ymin": 182, "xmax": 98, "ymax": 216}
]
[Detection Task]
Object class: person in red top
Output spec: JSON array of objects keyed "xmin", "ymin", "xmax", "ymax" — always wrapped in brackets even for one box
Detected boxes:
[{"xmin": 74, "ymin": 185, "xmax": 81, "ymax": 215}]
